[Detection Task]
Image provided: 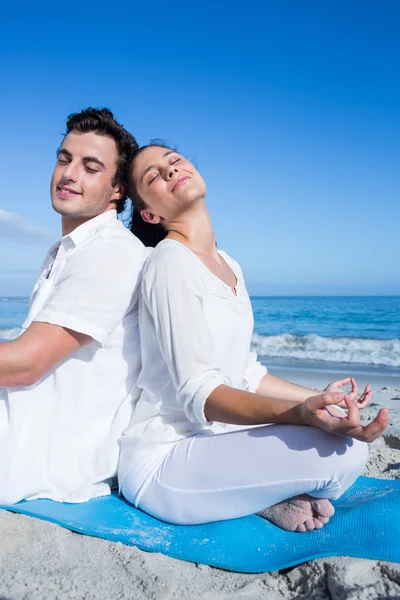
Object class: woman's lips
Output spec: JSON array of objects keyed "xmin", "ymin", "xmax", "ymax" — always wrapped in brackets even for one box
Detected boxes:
[{"xmin": 172, "ymin": 176, "xmax": 190, "ymax": 192}]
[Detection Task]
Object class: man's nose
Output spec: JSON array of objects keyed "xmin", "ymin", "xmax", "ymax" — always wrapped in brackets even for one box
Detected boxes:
[{"xmin": 62, "ymin": 161, "xmax": 79, "ymax": 181}]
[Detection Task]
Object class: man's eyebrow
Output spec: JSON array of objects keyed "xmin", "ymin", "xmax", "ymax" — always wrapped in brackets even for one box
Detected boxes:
[
  {"xmin": 57, "ymin": 148, "xmax": 72, "ymax": 159},
  {"xmin": 56, "ymin": 148, "xmax": 105, "ymax": 169},
  {"xmin": 83, "ymin": 156, "xmax": 106, "ymax": 169},
  {"xmin": 140, "ymin": 150, "xmax": 176, "ymax": 182}
]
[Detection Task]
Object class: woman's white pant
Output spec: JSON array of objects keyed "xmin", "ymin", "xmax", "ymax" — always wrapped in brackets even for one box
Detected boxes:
[{"xmin": 121, "ymin": 424, "xmax": 369, "ymax": 525}]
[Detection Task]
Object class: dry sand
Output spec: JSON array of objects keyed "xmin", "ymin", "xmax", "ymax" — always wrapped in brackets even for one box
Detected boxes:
[{"xmin": 1, "ymin": 383, "xmax": 399, "ymax": 600}]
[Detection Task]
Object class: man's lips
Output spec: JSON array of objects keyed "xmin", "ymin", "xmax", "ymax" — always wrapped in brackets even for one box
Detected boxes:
[
  {"xmin": 56, "ymin": 185, "xmax": 82, "ymax": 198},
  {"xmin": 171, "ymin": 176, "xmax": 190, "ymax": 192}
]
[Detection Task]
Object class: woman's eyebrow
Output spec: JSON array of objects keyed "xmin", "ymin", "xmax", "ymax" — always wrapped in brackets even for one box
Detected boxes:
[{"xmin": 140, "ymin": 151, "xmax": 176, "ymax": 182}]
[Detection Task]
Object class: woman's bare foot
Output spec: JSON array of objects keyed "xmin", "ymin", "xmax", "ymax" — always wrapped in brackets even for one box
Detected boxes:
[{"xmin": 258, "ymin": 495, "xmax": 335, "ymax": 533}]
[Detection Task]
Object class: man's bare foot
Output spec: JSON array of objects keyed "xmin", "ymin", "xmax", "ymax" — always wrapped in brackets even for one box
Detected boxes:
[{"xmin": 257, "ymin": 495, "xmax": 335, "ymax": 533}]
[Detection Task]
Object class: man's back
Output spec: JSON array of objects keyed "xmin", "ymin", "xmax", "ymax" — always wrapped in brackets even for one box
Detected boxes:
[{"xmin": 0, "ymin": 211, "xmax": 146, "ymax": 504}]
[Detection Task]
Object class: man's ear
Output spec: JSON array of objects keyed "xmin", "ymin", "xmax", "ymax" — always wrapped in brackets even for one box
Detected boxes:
[
  {"xmin": 111, "ymin": 183, "xmax": 125, "ymax": 201},
  {"xmin": 141, "ymin": 210, "xmax": 161, "ymax": 225}
]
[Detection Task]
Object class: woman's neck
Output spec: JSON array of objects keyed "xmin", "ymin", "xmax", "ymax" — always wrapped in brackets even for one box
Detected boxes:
[{"xmin": 166, "ymin": 202, "xmax": 218, "ymax": 256}]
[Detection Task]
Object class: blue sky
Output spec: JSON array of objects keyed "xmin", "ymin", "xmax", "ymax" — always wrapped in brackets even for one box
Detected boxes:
[{"xmin": 0, "ymin": 0, "xmax": 399, "ymax": 296}]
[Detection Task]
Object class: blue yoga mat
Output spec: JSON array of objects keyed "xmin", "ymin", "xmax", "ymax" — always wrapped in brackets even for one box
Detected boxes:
[{"xmin": 1, "ymin": 476, "xmax": 399, "ymax": 573}]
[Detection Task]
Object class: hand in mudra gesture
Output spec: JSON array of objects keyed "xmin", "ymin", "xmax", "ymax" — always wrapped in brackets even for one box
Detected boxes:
[
  {"xmin": 324, "ymin": 377, "xmax": 372, "ymax": 410},
  {"xmin": 301, "ymin": 392, "xmax": 389, "ymax": 443}
]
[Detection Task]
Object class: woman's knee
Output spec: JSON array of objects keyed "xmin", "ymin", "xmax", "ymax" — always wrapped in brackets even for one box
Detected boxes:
[
  {"xmin": 342, "ymin": 437, "xmax": 369, "ymax": 475},
  {"xmin": 326, "ymin": 438, "xmax": 369, "ymax": 499}
]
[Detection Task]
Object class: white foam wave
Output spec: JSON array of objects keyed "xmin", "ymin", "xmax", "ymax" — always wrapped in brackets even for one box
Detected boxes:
[
  {"xmin": 0, "ymin": 328, "xmax": 21, "ymax": 341},
  {"xmin": 252, "ymin": 333, "xmax": 400, "ymax": 368}
]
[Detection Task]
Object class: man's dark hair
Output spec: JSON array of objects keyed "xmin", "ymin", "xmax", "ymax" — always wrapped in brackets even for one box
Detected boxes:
[{"xmin": 65, "ymin": 107, "xmax": 138, "ymax": 213}]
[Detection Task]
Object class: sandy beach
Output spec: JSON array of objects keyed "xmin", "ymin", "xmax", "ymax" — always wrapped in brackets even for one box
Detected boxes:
[{"xmin": 1, "ymin": 371, "xmax": 399, "ymax": 600}]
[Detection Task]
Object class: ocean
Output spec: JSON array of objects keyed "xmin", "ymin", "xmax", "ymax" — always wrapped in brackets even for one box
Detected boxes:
[
  {"xmin": 1, "ymin": 295, "xmax": 399, "ymax": 378},
  {"xmin": 251, "ymin": 296, "xmax": 400, "ymax": 378}
]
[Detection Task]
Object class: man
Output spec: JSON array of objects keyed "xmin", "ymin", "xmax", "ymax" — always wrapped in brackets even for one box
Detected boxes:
[{"xmin": 0, "ymin": 108, "xmax": 146, "ymax": 505}]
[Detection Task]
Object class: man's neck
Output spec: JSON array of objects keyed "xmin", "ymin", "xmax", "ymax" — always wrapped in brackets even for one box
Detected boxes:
[{"xmin": 61, "ymin": 207, "xmax": 115, "ymax": 237}]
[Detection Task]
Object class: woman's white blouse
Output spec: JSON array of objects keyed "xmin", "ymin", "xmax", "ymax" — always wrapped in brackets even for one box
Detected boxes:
[{"xmin": 118, "ymin": 240, "xmax": 267, "ymax": 503}]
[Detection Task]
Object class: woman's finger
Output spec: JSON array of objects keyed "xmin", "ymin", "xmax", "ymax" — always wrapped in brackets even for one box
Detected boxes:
[
  {"xmin": 343, "ymin": 394, "xmax": 361, "ymax": 427},
  {"xmin": 309, "ymin": 392, "xmax": 345, "ymax": 410},
  {"xmin": 333, "ymin": 377, "xmax": 352, "ymax": 388},
  {"xmin": 347, "ymin": 377, "xmax": 358, "ymax": 400},
  {"xmin": 357, "ymin": 386, "xmax": 372, "ymax": 408},
  {"xmin": 352, "ymin": 408, "xmax": 390, "ymax": 442}
]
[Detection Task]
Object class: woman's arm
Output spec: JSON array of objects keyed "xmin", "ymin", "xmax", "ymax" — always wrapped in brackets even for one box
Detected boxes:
[
  {"xmin": 205, "ymin": 386, "xmax": 388, "ymax": 443},
  {"xmin": 255, "ymin": 373, "xmax": 318, "ymax": 402},
  {"xmin": 256, "ymin": 373, "xmax": 372, "ymax": 409},
  {"xmin": 205, "ymin": 384, "xmax": 306, "ymax": 425}
]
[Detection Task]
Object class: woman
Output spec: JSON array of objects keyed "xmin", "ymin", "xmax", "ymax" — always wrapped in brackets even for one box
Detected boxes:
[{"xmin": 118, "ymin": 144, "xmax": 389, "ymax": 532}]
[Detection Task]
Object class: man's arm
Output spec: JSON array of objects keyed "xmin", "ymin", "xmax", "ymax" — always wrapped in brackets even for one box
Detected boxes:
[{"xmin": 0, "ymin": 322, "xmax": 91, "ymax": 388}]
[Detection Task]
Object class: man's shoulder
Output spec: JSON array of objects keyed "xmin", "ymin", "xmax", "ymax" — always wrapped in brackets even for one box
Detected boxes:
[{"xmin": 82, "ymin": 218, "xmax": 145, "ymax": 256}]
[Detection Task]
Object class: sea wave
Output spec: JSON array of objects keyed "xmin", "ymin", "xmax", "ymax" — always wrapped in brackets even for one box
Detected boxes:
[
  {"xmin": 0, "ymin": 328, "xmax": 21, "ymax": 341},
  {"xmin": 251, "ymin": 333, "xmax": 400, "ymax": 368},
  {"xmin": 1, "ymin": 327, "xmax": 398, "ymax": 367}
]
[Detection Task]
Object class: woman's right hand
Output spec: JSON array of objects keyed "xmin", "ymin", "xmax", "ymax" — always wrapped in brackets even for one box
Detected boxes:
[
  {"xmin": 324, "ymin": 377, "xmax": 372, "ymax": 410},
  {"xmin": 301, "ymin": 392, "xmax": 389, "ymax": 442}
]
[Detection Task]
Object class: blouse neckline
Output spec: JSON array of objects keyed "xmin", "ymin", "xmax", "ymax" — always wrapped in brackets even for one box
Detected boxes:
[{"xmin": 159, "ymin": 239, "xmax": 239, "ymax": 297}]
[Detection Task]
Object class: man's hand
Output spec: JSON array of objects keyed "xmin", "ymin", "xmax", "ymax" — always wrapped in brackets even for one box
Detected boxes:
[
  {"xmin": 324, "ymin": 377, "xmax": 372, "ymax": 410},
  {"xmin": 0, "ymin": 322, "xmax": 92, "ymax": 387},
  {"xmin": 301, "ymin": 392, "xmax": 389, "ymax": 443}
]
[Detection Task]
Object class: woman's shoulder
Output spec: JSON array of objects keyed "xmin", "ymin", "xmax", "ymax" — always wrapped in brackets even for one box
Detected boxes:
[
  {"xmin": 141, "ymin": 240, "xmax": 205, "ymax": 290},
  {"xmin": 144, "ymin": 239, "xmax": 196, "ymax": 270}
]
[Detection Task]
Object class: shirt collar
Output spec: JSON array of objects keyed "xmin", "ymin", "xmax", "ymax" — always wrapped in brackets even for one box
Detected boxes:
[{"xmin": 62, "ymin": 210, "xmax": 118, "ymax": 248}]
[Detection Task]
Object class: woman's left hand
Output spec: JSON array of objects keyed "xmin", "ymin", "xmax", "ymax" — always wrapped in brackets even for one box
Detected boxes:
[{"xmin": 324, "ymin": 377, "xmax": 372, "ymax": 409}]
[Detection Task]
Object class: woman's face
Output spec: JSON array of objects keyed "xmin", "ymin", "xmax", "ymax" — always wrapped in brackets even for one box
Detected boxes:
[{"xmin": 132, "ymin": 146, "xmax": 207, "ymax": 224}]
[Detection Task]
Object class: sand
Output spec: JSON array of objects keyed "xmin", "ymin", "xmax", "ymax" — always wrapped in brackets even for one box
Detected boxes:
[{"xmin": 1, "ymin": 379, "xmax": 399, "ymax": 600}]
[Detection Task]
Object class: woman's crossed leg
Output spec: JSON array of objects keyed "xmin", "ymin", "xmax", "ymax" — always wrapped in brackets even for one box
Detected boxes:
[{"xmin": 123, "ymin": 423, "xmax": 369, "ymax": 530}]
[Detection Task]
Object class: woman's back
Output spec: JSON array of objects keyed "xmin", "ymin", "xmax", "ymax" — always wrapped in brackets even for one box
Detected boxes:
[{"xmin": 118, "ymin": 239, "xmax": 265, "ymax": 501}]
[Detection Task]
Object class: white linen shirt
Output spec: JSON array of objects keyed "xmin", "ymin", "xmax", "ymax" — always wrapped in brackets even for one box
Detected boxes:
[
  {"xmin": 118, "ymin": 240, "xmax": 267, "ymax": 504},
  {"xmin": 0, "ymin": 210, "xmax": 147, "ymax": 505}
]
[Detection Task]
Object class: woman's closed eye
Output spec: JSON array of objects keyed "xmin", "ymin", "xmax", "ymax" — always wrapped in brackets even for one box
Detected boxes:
[
  {"xmin": 146, "ymin": 157, "xmax": 181, "ymax": 185},
  {"xmin": 148, "ymin": 172, "xmax": 160, "ymax": 185}
]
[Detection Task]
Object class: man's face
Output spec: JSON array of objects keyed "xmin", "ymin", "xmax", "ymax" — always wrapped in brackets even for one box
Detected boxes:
[{"xmin": 50, "ymin": 131, "xmax": 122, "ymax": 222}]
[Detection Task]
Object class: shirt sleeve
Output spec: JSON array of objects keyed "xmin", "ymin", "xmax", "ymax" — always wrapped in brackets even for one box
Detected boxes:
[
  {"xmin": 141, "ymin": 245, "xmax": 229, "ymax": 425},
  {"xmin": 34, "ymin": 241, "xmax": 144, "ymax": 345},
  {"xmin": 242, "ymin": 351, "xmax": 267, "ymax": 392}
]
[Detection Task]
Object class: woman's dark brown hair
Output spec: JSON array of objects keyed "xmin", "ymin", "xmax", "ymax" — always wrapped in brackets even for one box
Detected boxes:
[{"xmin": 128, "ymin": 143, "xmax": 173, "ymax": 247}]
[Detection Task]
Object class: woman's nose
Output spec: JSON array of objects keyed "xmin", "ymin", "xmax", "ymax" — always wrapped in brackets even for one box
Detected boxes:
[{"xmin": 167, "ymin": 166, "xmax": 179, "ymax": 179}]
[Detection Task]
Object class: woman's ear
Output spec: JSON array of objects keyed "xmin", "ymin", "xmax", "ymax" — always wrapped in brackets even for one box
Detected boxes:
[{"xmin": 141, "ymin": 209, "xmax": 161, "ymax": 225}]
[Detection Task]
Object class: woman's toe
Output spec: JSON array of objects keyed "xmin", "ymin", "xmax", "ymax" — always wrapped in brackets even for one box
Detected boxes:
[
  {"xmin": 313, "ymin": 518, "xmax": 325, "ymax": 530},
  {"xmin": 304, "ymin": 518, "xmax": 316, "ymax": 531},
  {"xmin": 317, "ymin": 515, "xmax": 330, "ymax": 525},
  {"xmin": 311, "ymin": 499, "xmax": 335, "ymax": 518}
]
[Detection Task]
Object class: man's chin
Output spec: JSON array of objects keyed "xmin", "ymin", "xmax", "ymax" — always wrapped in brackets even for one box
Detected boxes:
[{"xmin": 51, "ymin": 199, "xmax": 79, "ymax": 218}]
